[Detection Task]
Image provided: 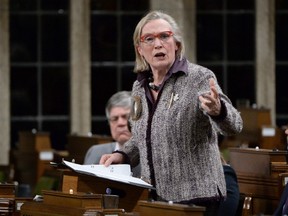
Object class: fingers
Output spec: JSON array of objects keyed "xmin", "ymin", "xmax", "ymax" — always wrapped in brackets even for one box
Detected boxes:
[
  {"xmin": 199, "ymin": 94, "xmax": 219, "ymax": 111},
  {"xmin": 99, "ymin": 153, "xmax": 125, "ymax": 167},
  {"xmin": 104, "ymin": 156, "xmax": 114, "ymax": 167},
  {"xmin": 209, "ymin": 78, "xmax": 219, "ymax": 99},
  {"xmin": 200, "ymin": 79, "xmax": 218, "ymax": 101},
  {"xmin": 209, "ymin": 78, "xmax": 215, "ymax": 88},
  {"xmin": 199, "ymin": 93, "xmax": 213, "ymax": 103},
  {"xmin": 199, "ymin": 78, "xmax": 221, "ymax": 116},
  {"xmin": 199, "ymin": 98, "xmax": 210, "ymax": 112},
  {"xmin": 99, "ymin": 154, "xmax": 113, "ymax": 166}
]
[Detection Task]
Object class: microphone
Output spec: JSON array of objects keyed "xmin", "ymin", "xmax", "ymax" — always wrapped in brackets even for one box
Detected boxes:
[{"xmin": 106, "ymin": 187, "xmax": 126, "ymax": 198}]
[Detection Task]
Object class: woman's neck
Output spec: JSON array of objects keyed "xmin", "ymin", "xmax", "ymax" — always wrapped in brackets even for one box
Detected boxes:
[{"xmin": 151, "ymin": 70, "xmax": 167, "ymax": 85}]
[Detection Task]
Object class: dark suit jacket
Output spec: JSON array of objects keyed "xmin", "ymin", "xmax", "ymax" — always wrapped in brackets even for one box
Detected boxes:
[
  {"xmin": 218, "ymin": 165, "xmax": 240, "ymax": 216},
  {"xmin": 83, "ymin": 142, "xmax": 141, "ymax": 177},
  {"xmin": 274, "ymin": 183, "xmax": 288, "ymax": 216}
]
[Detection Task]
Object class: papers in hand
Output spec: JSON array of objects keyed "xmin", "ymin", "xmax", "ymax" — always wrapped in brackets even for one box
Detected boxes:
[{"xmin": 62, "ymin": 160, "xmax": 154, "ymax": 190}]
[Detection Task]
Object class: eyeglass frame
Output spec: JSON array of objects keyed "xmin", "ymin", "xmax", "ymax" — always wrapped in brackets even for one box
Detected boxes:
[{"xmin": 140, "ymin": 31, "xmax": 174, "ymax": 45}]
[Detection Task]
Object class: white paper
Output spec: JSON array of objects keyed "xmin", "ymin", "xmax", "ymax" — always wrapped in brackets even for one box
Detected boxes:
[
  {"xmin": 262, "ymin": 127, "xmax": 276, "ymax": 137},
  {"xmin": 62, "ymin": 160, "xmax": 154, "ymax": 189},
  {"xmin": 82, "ymin": 164, "xmax": 132, "ymax": 176},
  {"xmin": 39, "ymin": 151, "xmax": 54, "ymax": 160}
]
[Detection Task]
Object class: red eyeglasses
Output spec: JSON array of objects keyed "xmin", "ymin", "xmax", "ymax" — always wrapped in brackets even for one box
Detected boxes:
[{"xmin": 140, "ymin": 31, "xmax": 174, "ymax": 45}]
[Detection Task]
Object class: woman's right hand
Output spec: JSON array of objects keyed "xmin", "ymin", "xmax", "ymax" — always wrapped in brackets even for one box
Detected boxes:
[{"xmin": 99, "ymin": 153, "xmax": 124, "ymax": 167}]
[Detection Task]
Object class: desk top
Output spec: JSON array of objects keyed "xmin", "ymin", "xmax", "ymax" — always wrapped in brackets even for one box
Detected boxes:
[{"xmin": 229, "ymin": 147, "xmax": 287, "ymax": 155}]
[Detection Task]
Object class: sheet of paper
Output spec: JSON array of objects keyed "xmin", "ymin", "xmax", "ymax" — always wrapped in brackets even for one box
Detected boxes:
[
  {"xmin": 82, "ymin": 163, "xmax": 132, "ymax": 176},
  {"xmin": 62, "ymin": 160, "xmax": 154, "ymax": 190}
]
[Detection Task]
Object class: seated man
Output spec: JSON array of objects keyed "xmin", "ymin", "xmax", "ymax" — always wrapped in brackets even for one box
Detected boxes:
[
  {"xmin": 217, "ymin": 135, "xmax": 240, "ymax": 216},
  {"xmin": 273, "ymin": 128, "xmax": 288, "ymax": 216},
  {"xmin": 84, "ymin": 91, "xmax": 140, "ymax": 177},
  {"xmin": 274, "ymin": 183, "xmax": 288, "ymax": 216},
  {"xmin": 218, "ymin": 154, "xmax": 240, "ymax": 216}
]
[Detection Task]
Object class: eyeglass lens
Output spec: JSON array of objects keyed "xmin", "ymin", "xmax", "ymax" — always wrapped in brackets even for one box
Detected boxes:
[{"xmin": 141, "ymin": 31, "xmax": 173, "ymax": 44}]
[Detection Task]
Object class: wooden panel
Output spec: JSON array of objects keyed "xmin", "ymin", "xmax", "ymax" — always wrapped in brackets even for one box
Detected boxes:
[
  {"xmin": 20, "ymin": 202, "xmax": 101, "ymax": 216},
  {"xmin": 238, "ymin": 108, "xmax": 271, "ymax": 132},
  {"xmin": 21, "ymin": 201, "xmax": 138, "ymax": 216},
  {"xmin": 0, "ymin": 183, "xmax": 15, "ymax": 198},
  {"xmin": 236, "ymin": 108, "xmax": 268, "ymax": 146},
  {"xmin": 230, "ymin": 148, "xmax": 286, "ymax": 177},
  {"xmin": 0, "ymin": 165, "xmax": 13, "ymax": 182},
  {"xmin": 237, "ymin": 175, "xmax": 278, "ymax": 199},
  {"xmin": 60, "ymin": 170, "xmax": 149, "ymax": 212},
  {"xmin": 234, "ymin": 108, "xmax": 286, "ymax": 150},
  {"xmin": 12, "ymin": 131, "xmax": 54, "ymax": 191},
  {"xmin": 18, "ymin": 131, "xmax": 51, "ymax": 152},
  {"xmin": 137, "ymin": 201, "xmax": 205, "ymax": 216},
  {"xmin": 66, "ymin": 134, "xmax": 113, "ymax": 164},
  {"xmin": 260, "ymin": 127, "xmax": 287, "ymax": 150},
  {"xmin": 12, "ymin": 151, "xmax": 38, "ymax": 187},
  {"xmin": 62, "ymin": 174, "xmax": 78, "ymax": 193},
  {"xmin": 229, "ymin": 147, "xmax": 288, "ymax": 215},
  {"xmin": 12, "ymin": 151, "xmax": 54, "ymax": 190},
  {"xmin": 42, "ymin": 190, "xmax": 103, "ymax": 209}
]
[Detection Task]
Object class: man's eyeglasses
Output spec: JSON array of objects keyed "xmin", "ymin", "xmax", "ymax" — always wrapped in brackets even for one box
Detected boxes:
[
  {"xmin": 140, "ymin": 31, "xmax": 174, "ymax": 45},
  {"xmin": 109, "ymin": 113, "xmax": 130, "ymax": 123}
]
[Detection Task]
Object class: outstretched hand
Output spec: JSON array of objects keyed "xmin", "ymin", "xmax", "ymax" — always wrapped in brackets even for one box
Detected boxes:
[{"xmin": 199, "ymin": 78, "xmax": 221, "ymax": 116}]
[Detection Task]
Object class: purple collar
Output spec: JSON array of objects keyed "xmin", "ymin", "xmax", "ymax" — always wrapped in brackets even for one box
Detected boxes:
[{"xmin": 137, "ymin": 57, "xmax": 188, "ymax": 87}]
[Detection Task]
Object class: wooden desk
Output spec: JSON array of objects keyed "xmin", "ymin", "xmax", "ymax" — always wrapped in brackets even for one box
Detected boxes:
[
  {"xmin": 21, "ymin": 201, "xmax": 138, "ymax": 216},
  {"xmin": 0, "ymin": 183, "xmax": 32, "ymax": 215},
  {"xmin": 0, "ymin": 183, "xmax": 16, "ymax": 198},
  {"xmin": 137, "ymin": 201, "xmax": 205, "ymax": 216},
  {"xmin": 19, "ymin": 167, "xmax": 206, "ymax": 216},
  {"xmin": 229, "ymin": 147, "xmax": 288, "ymax": 215},
  {"xmin": 20, "ymin": 168, "xmax": 147, "ymax": 216},
  {"xmin": 60, "ymin": 169, "xmax": 149, "ymax": 212}
]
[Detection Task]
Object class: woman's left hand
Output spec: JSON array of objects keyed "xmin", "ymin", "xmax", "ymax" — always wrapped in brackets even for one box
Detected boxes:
[{"xmin": 199, "ymin": 78, "xmax": 221, "ymax": 116}]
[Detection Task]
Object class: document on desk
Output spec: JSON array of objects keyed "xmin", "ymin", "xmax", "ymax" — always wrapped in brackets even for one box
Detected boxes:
[{"xmin": 62, "ymin": 160, "xmax": 154, "ymax": 190}]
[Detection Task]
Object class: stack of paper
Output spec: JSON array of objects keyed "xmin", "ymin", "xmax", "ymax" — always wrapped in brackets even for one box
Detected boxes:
[{"xmin": 62, "ymin": 160, "xmax": 154, "ymax": 190}]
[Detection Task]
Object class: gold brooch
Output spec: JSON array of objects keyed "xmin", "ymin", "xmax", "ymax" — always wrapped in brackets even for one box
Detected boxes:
[
  {"xmin": 168, "ymin": 92, "xmax": 179, "ymax": 109},
  {"xmin": 131, "ymin": 96, "xmax": 142, "ymax": 121}
]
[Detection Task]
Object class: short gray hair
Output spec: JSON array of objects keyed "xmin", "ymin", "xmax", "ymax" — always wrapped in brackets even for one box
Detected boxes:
[
  {"xmin": 105, "ymin": 91, "xmax": 132, "ymax": 119},
  {"xmin": 133, "ymin": 10, "xmax": 185, "ymax": 73}
]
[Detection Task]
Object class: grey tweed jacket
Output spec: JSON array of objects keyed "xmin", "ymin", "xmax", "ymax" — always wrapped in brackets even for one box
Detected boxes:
[{"xmin": 123, "ymin": 60, "xmax": 243, "ymax": 202}]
